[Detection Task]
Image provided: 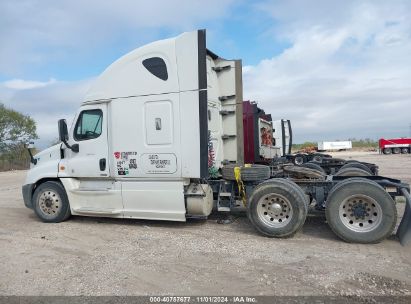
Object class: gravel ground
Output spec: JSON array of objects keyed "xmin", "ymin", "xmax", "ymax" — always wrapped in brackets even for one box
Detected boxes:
[{"xmin": 0, "ymin": 152, "xmax": 410, "ymax": 296}]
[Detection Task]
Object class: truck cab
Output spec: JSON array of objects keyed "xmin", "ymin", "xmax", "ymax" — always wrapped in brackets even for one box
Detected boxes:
[{"xmin": 23, "ymin": 29, "xmax": 244, "ymax": 222}]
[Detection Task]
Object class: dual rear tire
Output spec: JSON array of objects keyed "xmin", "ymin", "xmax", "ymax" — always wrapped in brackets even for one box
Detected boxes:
[
  {"xmin": 248, "ymin": 178, "xmax": 397, "ymax": 244},
  {"xmin": 248, "ymin": 179, "xmax": 308, "ymax": 238},
  {"xmin": 325, "ymin": 178, "xmax": 397, "ymax": 243},
  {"xmin": 335, "ymin": 162, "xmax": 372, "ymax": 177}
]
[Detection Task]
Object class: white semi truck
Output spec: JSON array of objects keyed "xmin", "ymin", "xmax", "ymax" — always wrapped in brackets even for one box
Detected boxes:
[
  {"xmin": 317, "ymin": 141, "xmax": 352, "ymax": 151},
  {"xmin": 22, "ymin": 30, "xmax": 411, "ymax": 245}
]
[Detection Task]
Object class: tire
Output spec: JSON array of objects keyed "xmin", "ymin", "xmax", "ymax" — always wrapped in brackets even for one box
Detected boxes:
[
  {"xmin": 312, "ymin": 154, "xmax": 323, "ymax": 163},
  {"xmin": 248, "ymin": 179, "xmax": 308, "ymax": 238},
  {"xmin": 283, "ymin": 165, "xmax": 326, "ymax": 179},
  {"xmin": 392, "ymin": 147, "xmax": 401, "ymax": 154},
  {"xmin": 301, "ymin": 162, "xmax": 325, "ymax": 173},
  {"xmin": 221, "ymin": 164, "xmax": 271, "ymax": 181},
  {"xmin": 340, "ymin": 162, "xmax": 372, "ymax": 174},
  {"xmin": 325, "ymin": 178, "xmax": 397, "ymax": 243},
  {"xmin": 293, "ymin": 154, "xmax": 305, "ymax": 165},
  {"xmin": 383, "ymin": 148, "xmax": 392, "ymax": 155},
  {"xmin": 334, "ymin": 167, "xmax": 371, "ymax": 177},
  {"xmin": 401, "ymin": 148, "xmax": 409, "ymax": 154},
  {"xmin": 32, "ymin": 181, "xmax": 71, "ymax": 223}
]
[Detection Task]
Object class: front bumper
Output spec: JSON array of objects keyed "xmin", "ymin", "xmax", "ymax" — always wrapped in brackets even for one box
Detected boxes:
[{"xmin": 22, "ymin": 184, "xmax": 34, "ymax": 209}]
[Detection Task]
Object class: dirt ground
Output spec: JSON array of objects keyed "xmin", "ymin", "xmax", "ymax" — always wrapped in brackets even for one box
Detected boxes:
[{"xmin": 0, "ymin": 152, "xmax": 410, "ymax": 296}]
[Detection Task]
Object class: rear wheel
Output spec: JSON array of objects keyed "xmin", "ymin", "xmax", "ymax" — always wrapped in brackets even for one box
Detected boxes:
[
  {"xmin": 393, "ymin": 147, "xmax": 401, "ymax": 154},
  {"xmin": 32, "ymin": 181, "xmax": 71, "ymax": 223},
  {"xmin": 248, "ymin": 179, "xmax": 308, "ymax": 238},
  {"xmin": 325, "ymin": 178, "xmax": 397, "ymax": 243},
  {"xmin": 382, "ymin": 148, "xmax": 392, "ymax": 154},
  {"xmin": 340, "ymin": 162, "xmax": 372, "ymax": 174},
  {"xmin": 401, "ymin": 148, "xmax": 409, "ymax": 154},
  {"xmin": 334, "ymin": 167, "xmax": 371, "ymax": 176},
  {"xmin": 301, "ymin": 162, "xmax": 325, "ymax": 173}
]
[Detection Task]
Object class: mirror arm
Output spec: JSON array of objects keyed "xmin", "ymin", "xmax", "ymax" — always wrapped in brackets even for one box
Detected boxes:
[
  {"xmin": 62, "ymin": 140, "xmax": 79, "ymax": 153},
  {"xmin": 27, "ymin": 148, "xmax": 37, "ymax": 165}
]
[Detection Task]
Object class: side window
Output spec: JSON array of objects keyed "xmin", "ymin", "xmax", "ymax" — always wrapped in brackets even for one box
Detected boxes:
[
  {"xmin": 142, "ymin": 57, "xmax": 168, "ymax": 81},
  {"xmin": 74, "ymin": 109, "xmax": 103, "ymax": 141}
]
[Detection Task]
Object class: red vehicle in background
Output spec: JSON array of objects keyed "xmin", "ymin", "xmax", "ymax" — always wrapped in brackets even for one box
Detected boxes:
[
  {"xmin": 379, "ymin": 138, "xmax": 411, "ymax": 154},
  {"xmin": 243, "ymin": 100, "xmax": 292, "ymax": 164}
]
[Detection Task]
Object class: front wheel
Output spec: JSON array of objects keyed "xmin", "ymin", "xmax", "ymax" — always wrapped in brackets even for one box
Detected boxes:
[
  {"xmin": 248, "ymin": 179, "xmax": 308, "ymax": 238},
  {"xmin": 325, "ymin": 178, "xmax": 397, "ymax": 243},
  {"xmin": 32, "ymin": 181, "xmax": 71, "ymax": 223}
]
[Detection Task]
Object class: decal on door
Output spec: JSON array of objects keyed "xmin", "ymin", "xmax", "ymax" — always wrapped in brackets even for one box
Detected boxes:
[
  {"xmin": 141, "ymin": 153, "xmax": 177, "ymax": 174},
  {"xmin": 114, "ymin": 151, "xmax": 138, "ymax": 175}
]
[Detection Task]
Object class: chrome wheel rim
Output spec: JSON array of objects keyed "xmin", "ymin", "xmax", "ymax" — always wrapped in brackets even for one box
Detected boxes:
[
  {"xmin": 38, "ymin": 190, "xmax": 61, "ymax": 216},
  {"xmin": 257, "ymin": 193, "xmax": 293, "ymax": 228},
  {"xmin": 294, "ymin": 157, "xmax": 304, "ymax": 165},
  {"xmin": 338, "ymin": 194, "xmax": 382, "ymax": 232}
]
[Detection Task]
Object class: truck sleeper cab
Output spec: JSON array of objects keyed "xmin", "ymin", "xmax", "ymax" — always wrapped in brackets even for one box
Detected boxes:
[
  {"xmin": 23, "ymin": 29, "xmax": 243, "ymax": 222},
  {"xmin": 22, "ymin": 30, "xmax": 411, "ymax": 245}
]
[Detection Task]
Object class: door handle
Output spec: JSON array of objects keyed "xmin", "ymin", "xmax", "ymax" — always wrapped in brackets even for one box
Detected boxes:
[{"xmin": 99, "ymin": 158, "xmax": 106, "ymax": 171}]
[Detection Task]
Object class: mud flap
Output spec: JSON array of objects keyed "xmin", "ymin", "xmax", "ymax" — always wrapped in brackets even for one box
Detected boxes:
[{"xmin": 397, "ymin": 188, "xmax": 411, "ymax": 246}]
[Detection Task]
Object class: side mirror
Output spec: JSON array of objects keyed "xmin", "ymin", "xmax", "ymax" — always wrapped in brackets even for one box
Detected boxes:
[
  {"xmin": 26, "ymin": 141, "xmax": 35, "ymax": 149},
  {"xmin": 58, "ymin": 119, "xmax": 79, "ymax": 153},
  {"xmin": 71, "ymin": 144, "xmax": 79, "ymax": 153},
  {"xmin": 58, "ymin": 119, "xmax": 68, "ymax": 142},
  {"xmin": 25, "ymin": 141, "xmax": 37, "ymax": 165}
]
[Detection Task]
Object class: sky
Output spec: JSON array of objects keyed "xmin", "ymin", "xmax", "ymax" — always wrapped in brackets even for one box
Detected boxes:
[{"xmin": 0, "ymin": 0, "xmax": 410, "ymax": 148}]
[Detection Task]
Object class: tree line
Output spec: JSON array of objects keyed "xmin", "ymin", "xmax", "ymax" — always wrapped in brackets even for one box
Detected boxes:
[{"xmin": 0, "ymin": 103, "xmax": 38, "ymax": 171}]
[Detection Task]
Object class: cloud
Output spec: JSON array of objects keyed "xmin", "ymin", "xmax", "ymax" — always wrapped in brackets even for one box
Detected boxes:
[
  {"xmin": 1, "ymin": 0, "xmax": 410, "ymax": 147},
  {"xmin": 0, "ymin": 78, "xmax": 92, "ymax": 148},
  {"xmin": 0, "ymin": 0, "xmax": 235, "ymax": 77},
  {"xmin": 3, "ymin": 78, "xmax": 56, "ymax": 90},
  {"xmin": 243, "ymin": 0, "xmax": 411, "ymax": 142},
  {"xmin": 0, "ymin": 0, "xmax": 236, "ymax": 147}
]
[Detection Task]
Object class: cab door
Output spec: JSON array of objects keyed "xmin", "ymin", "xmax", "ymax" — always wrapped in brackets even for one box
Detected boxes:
[{"xmin": 64, "ymin": 104, "xmax": 109, "ymax": 178}]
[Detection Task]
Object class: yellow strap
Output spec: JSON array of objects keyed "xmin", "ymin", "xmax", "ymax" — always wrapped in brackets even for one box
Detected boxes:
[
  {"xmin": 234, "ymin": 166, "xmax": 241, "ymax": 182},
  {"xmin": 234, "ymin": 166, "xmax": 247, "ymax": 206}
]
